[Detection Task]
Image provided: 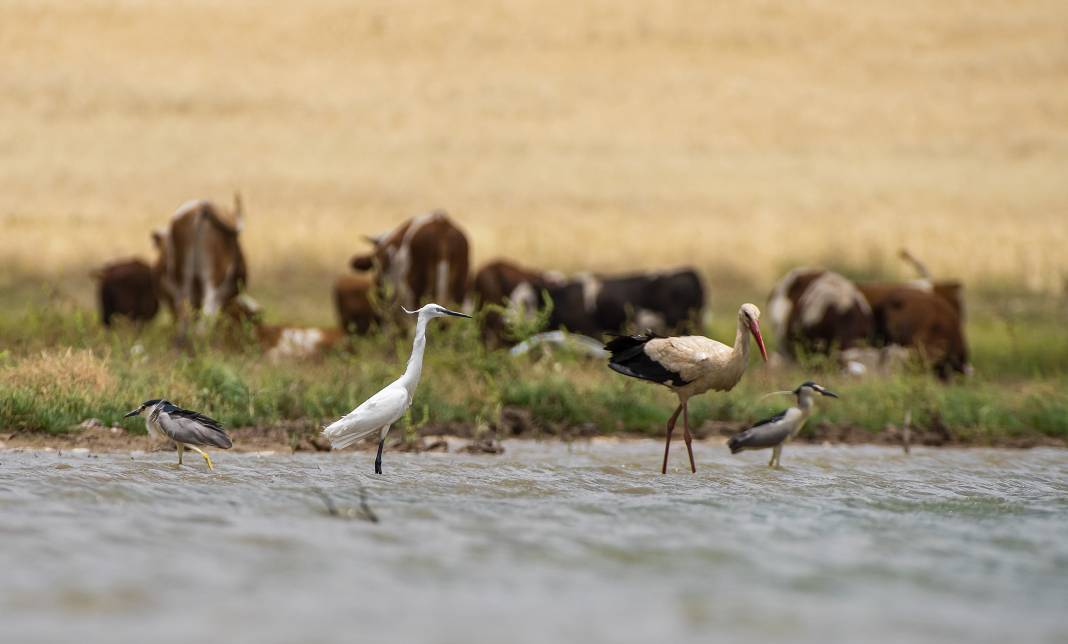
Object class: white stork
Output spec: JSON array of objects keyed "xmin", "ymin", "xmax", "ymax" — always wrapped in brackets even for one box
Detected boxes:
[{"xmin": 604, "ymin": 303, "xmax": 769, "ymax": 474}]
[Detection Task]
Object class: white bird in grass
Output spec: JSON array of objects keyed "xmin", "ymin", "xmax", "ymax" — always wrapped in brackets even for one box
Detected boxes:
[
  {"xmin": 604, "ymin": 303, "xmax": 769, "ymax": 474},
  {"xmin": 322, "ymin": 303, "xmax": 471, "ymax": 474}
]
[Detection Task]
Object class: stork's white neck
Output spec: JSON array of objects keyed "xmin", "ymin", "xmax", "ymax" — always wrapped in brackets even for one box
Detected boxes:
[
  {"xmin": 399, "ymin": 314, "xmax": 430, "ymax": 394},
  {"xmin": 731, "ymin": 316, "xmax": 751, "ymax": 362}
]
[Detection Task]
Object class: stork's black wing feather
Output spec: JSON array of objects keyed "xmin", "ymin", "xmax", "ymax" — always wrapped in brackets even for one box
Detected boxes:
[{"xmin": 604, "ymin": 334, "xmax": 690, "ymax": 387}]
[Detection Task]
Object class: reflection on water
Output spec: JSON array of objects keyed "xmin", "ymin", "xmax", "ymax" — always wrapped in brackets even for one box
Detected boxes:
[{"xmin": 1, "ymin": 442, "xmax": 1066, "ymax": 644}]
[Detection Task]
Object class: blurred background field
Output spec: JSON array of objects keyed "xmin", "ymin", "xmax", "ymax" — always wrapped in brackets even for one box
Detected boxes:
[{"xmin": 1, "ymin": 0, "xmax": 1067, "ymax": 440}]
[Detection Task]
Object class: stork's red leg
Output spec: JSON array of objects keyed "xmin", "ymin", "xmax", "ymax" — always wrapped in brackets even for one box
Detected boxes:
[
  {"xmin": 661, "ymin": 404, "xmax": 683, "ymax": 474},
  {"xmin": 682, "ymin": 403, "xmax": 696, "ymax": 473}
]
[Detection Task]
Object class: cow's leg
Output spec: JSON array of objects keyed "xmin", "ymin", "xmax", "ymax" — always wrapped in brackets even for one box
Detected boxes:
[
  {"xmin": 202, "ymin": 282, "xmax": 221, "ymax": 318},
  {"xmin": 661, "ymin": 405, "xmax": 683, "ymax": 474},
  {"xmin": 100, "ymin": 286, "xmax": 114, "ymax": 327},
  {"xmin": 450, "ymin": 254, "xmax": 469, "ymax": 306},
  {"xmin": 435, "ymin": 258, "xmax": 449, "ymax": 304},
  {"xmin": 197, "ymin": 234, "xmax": 220, "ymax": 322},
  {"xmin": 409, "ymin": 265, "xmax": 429, "ymax": 309},
  {"xmin": 175, "ymin": 243, "xmax": 199, "ymax": 345},
  {"xmin": 158, "ymin": 275, "xmax": 179, "ymax": 318}
]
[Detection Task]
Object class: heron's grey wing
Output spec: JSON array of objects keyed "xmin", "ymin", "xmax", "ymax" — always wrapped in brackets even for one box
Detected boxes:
[
  {"xmin": 749, "ymin": 408, "xmax": 789, "ymax": 431},
  {"xmin": 157, "ymin": 408, "xmax": 233, "ymax": 449},
  {"xmin": 727, "ymin": 408, "xmax": 800, "ymax": 453},
  {"xmin": 322, "ymin": 384, "xmax": 410, "ymax": 448}
]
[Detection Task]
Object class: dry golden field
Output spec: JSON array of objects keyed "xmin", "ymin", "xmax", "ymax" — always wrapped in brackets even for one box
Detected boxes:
[{"xmin": 2, "ymin": 0, "xmax": 1067, "ymax": 323}]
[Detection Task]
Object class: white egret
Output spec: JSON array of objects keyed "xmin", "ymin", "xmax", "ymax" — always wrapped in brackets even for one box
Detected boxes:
[{"xmin": 322, "ymin": 303, "xmax": 471, "ymax": 473}]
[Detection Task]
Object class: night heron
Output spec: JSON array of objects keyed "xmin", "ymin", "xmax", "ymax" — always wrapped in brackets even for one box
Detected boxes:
[
  {"xmin": 124, "ymin": 400, "xmax": 233, "ymax": 470},
  {"xmin": 727, "ymin": 381, "xmax": 838, "ymax": 468},
  {"xmin": 322, "ymin": 303, "xmax": 471, "ymax": 474},
  {"xmin": 605, "ymin": 303, "xmax": 769, "ymax": 474}
]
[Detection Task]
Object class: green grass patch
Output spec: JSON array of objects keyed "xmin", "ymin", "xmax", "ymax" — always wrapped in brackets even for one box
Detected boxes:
[{"xmin": 1, "ymin": 294, "xmax": 1066, "ymax": 443}]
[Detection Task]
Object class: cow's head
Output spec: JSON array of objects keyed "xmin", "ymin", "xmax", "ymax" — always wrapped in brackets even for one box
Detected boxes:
[
  {"xmin": 350, "ymin": 233, "xmax": 388, "ymax": 272},
  {"xmin": 226, "ymin": 293, "xmax": 264, "ymax": 326}
]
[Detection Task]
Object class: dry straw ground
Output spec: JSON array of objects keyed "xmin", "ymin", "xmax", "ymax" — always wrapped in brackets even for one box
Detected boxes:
[{"xmin": 2, "ymin": 0, "xmax": 1067, "ymax": 323}]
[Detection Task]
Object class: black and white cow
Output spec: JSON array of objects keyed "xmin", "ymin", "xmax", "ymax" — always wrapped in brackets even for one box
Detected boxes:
[{"xmin": 510, "ymin": 267, "xmax": 705, "ymax": 338}]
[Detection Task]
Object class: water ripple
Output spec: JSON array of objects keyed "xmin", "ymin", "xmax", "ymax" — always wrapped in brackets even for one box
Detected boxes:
[{"xmin": 0, "ymin": 443, "xmax": 1065, "ymax": 644}]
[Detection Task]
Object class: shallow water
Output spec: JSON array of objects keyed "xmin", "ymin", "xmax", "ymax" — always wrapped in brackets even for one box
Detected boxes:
[{"xmin": 1, "ymin": 441, "xmax": 1065, "ymax": 644}]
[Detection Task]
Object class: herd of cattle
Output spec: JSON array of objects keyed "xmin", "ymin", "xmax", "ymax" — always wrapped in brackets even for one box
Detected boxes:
[{"xmin": 92, "ymin": 197, "xmax": 970, "ymax": 377}]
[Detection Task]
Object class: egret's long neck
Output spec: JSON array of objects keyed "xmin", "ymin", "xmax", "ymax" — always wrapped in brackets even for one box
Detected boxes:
[{"xmin": 399, "ymin": 315, "xmax": 430, "ymax": 392}]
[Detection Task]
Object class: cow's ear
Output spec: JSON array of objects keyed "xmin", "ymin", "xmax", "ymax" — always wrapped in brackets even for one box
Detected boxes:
[
  {"xmin": 151, "ymin": 229, "xmax": 165, "ymax": 250},
  {"xmin": 351, "ymin": 255, "xmax": 375, "ymax": 272},
  {"xmin": 362, "ymin": 234, "xmax": 382, "ymax": 247}
]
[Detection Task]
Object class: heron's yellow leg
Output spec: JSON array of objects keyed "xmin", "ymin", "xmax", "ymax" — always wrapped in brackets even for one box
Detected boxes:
[
  {"xmin": 177, "ymin": 442, "xmax": 184, "ymax": 466},
  {"xmin": 185, "ymin": 444, "xmax": 214, "ymax": 470}
]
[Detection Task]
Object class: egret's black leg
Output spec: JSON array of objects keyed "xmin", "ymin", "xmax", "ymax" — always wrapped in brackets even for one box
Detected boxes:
[{"xmin": 374, "ymin": 438, "xmax": 385, "ymax": 475}]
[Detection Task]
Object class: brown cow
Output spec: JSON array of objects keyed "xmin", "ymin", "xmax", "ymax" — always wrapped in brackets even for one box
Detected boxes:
[
  {"xmin": 350, "ymin": 209, "xmax": 469, "ymax": 311},
  {"xmin": 226, "ymin": 296, "xmax": 345, "ymax": 361},
  {"xmin": 857, "ymin": 284, "xmax": 969, "ymax": 378},
  {"xmin": 769, "ymin": 266, "xmax": 970, "ymax": 378},
  {"xmin": 861, "ymin": 248, "xmax": 965, "ymax": 317},
  {"xmin": 858, "ymin": 280, "xmax": 964, "ymax": 320},
  {"xmin": 334, "ymin": 274, "xmax": 380, "ymax": 335},
  {"xmin": 258, "ymin": 325, "xmax": 345, "ymax": 361},
  {"xmin": 91, "ymin": 258, "xmax": 159, "ymax": 327},
  {"xmin": 155, "ymin": 196, "xmax": 247, "ymax": 325},
  {"xmin": 767, "ymin": 268, "xmax": 874, "ymax": 359},
  {"xmin": 470, "ymin": 259, "xmax": 560, "ymax": 344}
]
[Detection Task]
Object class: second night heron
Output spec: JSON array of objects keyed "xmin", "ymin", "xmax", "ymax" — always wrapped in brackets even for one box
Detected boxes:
[
  {"xmin": 727, "ymin": 381, "xmax": 838, "ymax": 468},
  {"xmin": 124, "ymin": 400, "xmax": 233, "ymax": 469},
  {"xmin": 322, "ymin": 303, "xmax": 471, "ymax": 474}
]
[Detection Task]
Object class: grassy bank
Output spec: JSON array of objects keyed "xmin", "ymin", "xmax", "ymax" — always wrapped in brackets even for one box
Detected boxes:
[{"xmin": 2, "ymin": 299, "xmax": 1066, "ymax": 447}]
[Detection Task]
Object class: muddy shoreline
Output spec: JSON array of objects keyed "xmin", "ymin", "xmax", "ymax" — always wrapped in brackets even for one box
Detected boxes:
[{"xmin": 2, "ymin": 407, "xmax": 1064, "ymax": 454}]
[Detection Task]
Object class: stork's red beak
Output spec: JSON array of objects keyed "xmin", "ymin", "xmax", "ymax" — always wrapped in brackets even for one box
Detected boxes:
[{"xmin": 750, "ymin": 320, "xmax": 769, "ymax": 362}]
